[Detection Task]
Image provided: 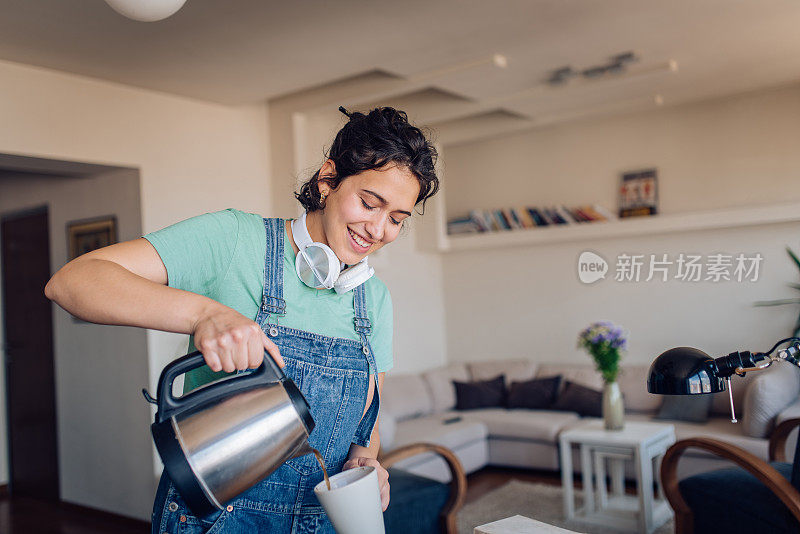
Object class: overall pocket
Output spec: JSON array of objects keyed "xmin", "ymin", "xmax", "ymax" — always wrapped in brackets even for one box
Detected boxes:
[
  {"xmin": 158, "ymin": 485, "xmax": 227, "ymax": 534},
  {"xmin": 175, "ymin": 509, "xmax": 227, "ymax": 534}
]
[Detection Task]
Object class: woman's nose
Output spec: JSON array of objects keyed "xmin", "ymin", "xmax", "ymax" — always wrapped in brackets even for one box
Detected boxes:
[{"xmin": 365, "ymin": 216, "xmax": 385, "ymax": 242}]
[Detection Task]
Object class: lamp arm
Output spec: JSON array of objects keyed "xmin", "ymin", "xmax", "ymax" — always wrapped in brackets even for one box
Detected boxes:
[
  {"xmin": 713, "ymin": 350, "xmax": 769, "ymax": 377},
  {"xmin": 712, "ymin": 339, "xmax": 800, "ymax": 424},
  {"xmin": 713, "ymin": 338, "xmax": 800, "ymax": 378},
  {"xmin": 775, "ymin": 339, "xmax": 800, "ymax": 367}
]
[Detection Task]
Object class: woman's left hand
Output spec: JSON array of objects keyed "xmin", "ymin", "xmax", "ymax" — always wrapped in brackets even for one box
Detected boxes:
[{"xmin": 342, "ymin": 457, "xmax": 390, "ymax": 511}]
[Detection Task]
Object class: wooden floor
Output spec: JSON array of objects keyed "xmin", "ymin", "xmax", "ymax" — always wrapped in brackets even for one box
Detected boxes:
[
  {"xmin": 0, "ymin": 467, "xmax": 609, "ymax": 533},
  {"xmin": 465, "ymin": 466, "xmax": 565, "ymax": 504},
  {"xmin": 0, "ymin": 497, "xmax": 149, "ymax": 534}
]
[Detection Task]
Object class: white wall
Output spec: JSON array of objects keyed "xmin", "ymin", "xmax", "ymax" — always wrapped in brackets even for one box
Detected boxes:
[
  {"xmin": 0, "ymin": 169, "xmax": 152, "ymax": 518},
  {"xmin": 442, "ymin": 83, "xmax": 800, "ymax": 368},
  {"xmin": 443, "ymin": 222, "xmax": 800, "ymax": 367},
  {"xmin": 0, "ymin": 59, "xmax": 273, "ymax": 520},
  {"xmin": 445, "ymin": 83, "xmax": 800, "ymax": 218}
]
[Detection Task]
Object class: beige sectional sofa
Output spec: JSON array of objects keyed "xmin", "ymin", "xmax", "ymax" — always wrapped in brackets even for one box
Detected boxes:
[{"xmin": 378, "ymin": 359, "xmax": 800, "ymax": 482}]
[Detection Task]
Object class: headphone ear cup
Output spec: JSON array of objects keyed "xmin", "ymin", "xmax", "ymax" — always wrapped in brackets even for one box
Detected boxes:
[
  {"xmin": 295, "ymin": 243, "xmax": 340, "ymax": 289},
  {"xmin": 334, "ymin": 261, "xmax": 375, "ymax": 294}
]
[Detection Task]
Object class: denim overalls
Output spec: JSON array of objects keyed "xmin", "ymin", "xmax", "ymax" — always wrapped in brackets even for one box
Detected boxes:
[{"xmin": 152, "ymin": 218, "xmax": 381, "ymax": 533}]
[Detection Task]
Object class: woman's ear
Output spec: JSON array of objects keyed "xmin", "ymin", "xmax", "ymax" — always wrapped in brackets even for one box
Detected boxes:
[{"xmin": 317, "ymin": 159, "xmax": 337, "ymax": 196}]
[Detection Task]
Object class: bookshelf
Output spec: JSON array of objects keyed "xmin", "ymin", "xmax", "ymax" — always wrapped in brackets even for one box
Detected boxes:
[{"xmin": 437, "ymin": 201, "xmax": 800, "ymax": 252}]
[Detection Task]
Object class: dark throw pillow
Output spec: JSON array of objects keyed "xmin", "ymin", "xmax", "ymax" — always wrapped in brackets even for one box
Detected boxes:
[
  {"xmin": 507, "ymin": 375, "xmax": 563, "ymax": 410},
  {"xmin": 655, "ymin": 394, "xmax": 712, "ymax": 423},
  {"xmin": 453, "ymin": 375, "xmax": 506, "ymax": 410},
  {"xmin": 551, "ymin": 381, "xmax": 603, "ymax": 417}
]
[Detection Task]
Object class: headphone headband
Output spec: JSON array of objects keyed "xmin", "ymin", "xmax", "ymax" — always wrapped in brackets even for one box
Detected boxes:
[{"xmin": 291, "ymin": 211, "xmax": 314, "ymax": 250}]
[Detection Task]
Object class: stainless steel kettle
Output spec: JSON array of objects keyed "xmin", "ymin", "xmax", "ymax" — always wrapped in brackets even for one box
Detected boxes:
[{"xmin": 147, "ymin": 350, "xmax": 315, "ymax": 517}]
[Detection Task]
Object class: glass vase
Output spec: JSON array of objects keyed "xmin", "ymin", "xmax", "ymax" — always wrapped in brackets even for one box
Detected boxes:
[{"xmin": 603, "ymin": 381, "xmax": 625, "ymax": 431}]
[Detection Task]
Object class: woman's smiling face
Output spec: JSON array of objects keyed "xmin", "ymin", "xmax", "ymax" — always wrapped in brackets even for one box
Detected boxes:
[{"xmin": 308, "ymin": 162, "xmax": 420, "ymax": 265}]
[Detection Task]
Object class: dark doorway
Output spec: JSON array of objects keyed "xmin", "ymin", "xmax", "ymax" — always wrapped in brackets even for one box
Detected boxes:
[{"xmin": 1, "ymin": 207, "xmax": 59, "ymax": 500}]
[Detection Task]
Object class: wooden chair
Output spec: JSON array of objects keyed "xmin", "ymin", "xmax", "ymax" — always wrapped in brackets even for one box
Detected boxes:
[
  {"xmin": 379, "ymin": 443, "xmax": 467, "ymax": 534},
  {"xmin": 661, "ymin": 418, "xmax": 800, "ymax": 533}
]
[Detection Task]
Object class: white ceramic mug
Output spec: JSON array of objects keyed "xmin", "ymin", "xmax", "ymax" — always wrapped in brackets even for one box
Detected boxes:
[{"xmin": 313, "ymin": 466, "xmax": 385, "ymax": 534}]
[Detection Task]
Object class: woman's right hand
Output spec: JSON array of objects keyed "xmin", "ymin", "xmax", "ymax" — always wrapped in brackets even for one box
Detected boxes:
[{"xmin": 192, "ymin": 304, "xmax": 284, "ymax": 373}]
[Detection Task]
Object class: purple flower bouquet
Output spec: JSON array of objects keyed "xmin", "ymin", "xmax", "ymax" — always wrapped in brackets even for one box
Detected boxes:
[{"xmin": 578, "ymin": 321, "xmax": 627, "ymax": 383}]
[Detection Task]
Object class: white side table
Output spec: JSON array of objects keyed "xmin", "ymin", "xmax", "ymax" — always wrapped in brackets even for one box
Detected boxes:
[{"xmin": 559, "ymin": 420, "xmax": 675, "ymax": 534}]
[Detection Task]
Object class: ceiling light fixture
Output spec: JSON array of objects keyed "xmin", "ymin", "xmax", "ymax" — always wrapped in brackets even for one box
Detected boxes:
[
  {"xmin": 104, "ymin": 0, "xmax": 188, "ymax": 22},
  {"xmin": 547, "ymin": 51, "xmax": 648, "ymax": 86},
  {"xmin": 492, "ymin": 54, "xmax": 509, "ymax": 69},
  {"xmin": 498, "ymin": 58, "xmax": 678, "ymax": 105}
]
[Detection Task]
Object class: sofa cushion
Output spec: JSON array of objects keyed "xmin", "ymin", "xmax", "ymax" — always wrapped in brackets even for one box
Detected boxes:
[
  {"xmin": 468, "ymin": 359, "xmax": 538, "ymax": 387},
  {"xmin": 655, "ymin": 394, "xmax": 712, "ymax": 423},
  {"xmin": 625, "ymin": 413, "xmax": 769, "ymax": 460},
  {"xmin": 453, "ymin": 375, "xmax": 507, "ymax": 410},
  {"xmin": 381, "ymin": 374, "xmax": 433, "ymax": 421},
  {"xmin": 776, "ymin": 398, "xmax": 800, "ymax": 426},
  {"xmin": 617, "ymin": 365, "xmax": 662, "ymax": 414},
  {"xmin": 551, "ymin": 381, "xmax": 603, "ymax": 417},
  {"xmin": 507, "ymin": 375, "xmax": 562, "ymax": 410},
  {"xmin": 378, "ymin": 412, "xmax": 397, "ymax": 449},
  {"xmin": 391, "ymin": 413, "xmax": 488, "ymax": 451},
  {"xmin": 459, "ymin": 408, "xmax": 581, "ymax": 442},
  {"xmin": 389, "ymin": 439, "xmax": 488, "ymax": 482},
  {"xmin": 536, "ymin": 364, "xmax": 604, "ymax": 390},
  {"xmin": 421, "ymin": 364, "xmax": 470, "ymax": 413},
  {"xmin": 743, "ymin": 363, "xmax": 800, "ymax": 438}
]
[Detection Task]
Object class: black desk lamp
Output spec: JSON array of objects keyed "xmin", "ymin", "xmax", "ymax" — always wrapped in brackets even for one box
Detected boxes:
[
  {"xmin": 648, "ymin": 337, "xmax": 800, "ymax": 422},
  {"xmin": 647, "ymin": 337, "xmax": 800, "ymax": 486}
]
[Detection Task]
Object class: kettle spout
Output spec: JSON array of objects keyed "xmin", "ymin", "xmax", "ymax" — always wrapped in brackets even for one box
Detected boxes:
[{"xmin": 291, "ymin": 440, "xmax": 314, "ymax": 459}]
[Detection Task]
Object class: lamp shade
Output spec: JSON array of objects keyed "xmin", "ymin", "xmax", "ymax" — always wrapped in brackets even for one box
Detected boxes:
[
  {"xmin": 647, "ymin": 347, "xmax": 725, "ymax": 395},
  {"xmin": 104, "ymin": 0, "xmax": 187, "ymax": 22}
]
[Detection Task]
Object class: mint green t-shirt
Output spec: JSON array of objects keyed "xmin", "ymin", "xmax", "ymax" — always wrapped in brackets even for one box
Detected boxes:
[{"xmin": 143, "ymin": 209, "xmax": 393, "ymax": 390}]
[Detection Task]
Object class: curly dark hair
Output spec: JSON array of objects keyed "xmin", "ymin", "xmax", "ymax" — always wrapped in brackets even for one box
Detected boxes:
[{"xmin": 295, "ymin": 107, "xmax": 439, "ymax": 213}]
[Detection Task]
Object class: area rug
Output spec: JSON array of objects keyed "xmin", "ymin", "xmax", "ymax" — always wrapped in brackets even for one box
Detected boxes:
[{"xmin": 457, "ymin": 480, "xmax": 674, "ymax": 534}]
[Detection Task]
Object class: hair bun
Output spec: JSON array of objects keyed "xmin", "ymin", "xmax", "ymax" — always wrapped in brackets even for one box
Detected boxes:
[{"xmin": 295, "ymin": 106, "xmax": 439, "ymax": 213}]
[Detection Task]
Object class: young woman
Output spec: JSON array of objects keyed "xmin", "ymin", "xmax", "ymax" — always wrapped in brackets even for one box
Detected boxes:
[{"xmin": 44, "ymin": 107, "xmax": 439, "ymax": 533}]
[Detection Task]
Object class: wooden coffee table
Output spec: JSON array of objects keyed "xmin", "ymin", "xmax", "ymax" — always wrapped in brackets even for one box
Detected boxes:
[{"xmin": 559, "ymin": 420, "xmax": 675, "ymax": 534}]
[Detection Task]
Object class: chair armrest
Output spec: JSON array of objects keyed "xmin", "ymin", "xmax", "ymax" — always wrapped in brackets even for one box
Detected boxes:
[
  {"xmin": 662, "ymin": 437, "xmax": 800, "ymax": 534},
  {"xmin": 379, "ymin": 442, "xmax": 467, "ymax": 534},
  {"xmin": 770, "ymin": 418, "xmax": 800, "ymax": 462}
]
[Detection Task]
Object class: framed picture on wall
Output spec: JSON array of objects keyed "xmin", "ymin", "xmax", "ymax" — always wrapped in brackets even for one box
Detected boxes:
[
  {"xmin": 618, "ymin": 168, "xmax": 658, "ymax": 218},
  {"xmin": 67, "ymin": 215, "xmax": 118, "ymax": 261}
]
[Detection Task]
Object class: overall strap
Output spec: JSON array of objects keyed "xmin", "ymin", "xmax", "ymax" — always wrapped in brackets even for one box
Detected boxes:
[
  {"xmin": 352, "ymin": 283, "xmax": 381, "ymax": 448},
  {"xmin": 353, "ymin": 283, "xmax": 373, "ymax": 339},
  {"xmin": 256, "ymin": 218, "xmax": 286, "ymax": 336}
]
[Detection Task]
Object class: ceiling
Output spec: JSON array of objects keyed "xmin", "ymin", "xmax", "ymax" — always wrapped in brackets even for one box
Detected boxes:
[{"xmin": 2, "ymin": 0, "xmax": 800, "ymax": 127}]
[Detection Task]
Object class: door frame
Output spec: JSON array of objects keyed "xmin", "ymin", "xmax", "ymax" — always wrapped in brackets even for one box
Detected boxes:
[{"xmin": 1, "ymin": 204, "xmax": 60, "ymax": 499}]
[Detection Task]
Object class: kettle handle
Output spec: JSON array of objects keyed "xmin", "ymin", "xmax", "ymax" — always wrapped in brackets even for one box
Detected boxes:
[{"xmin": 154, "ymin": 349, "xmax": 285, "ymax": 423}]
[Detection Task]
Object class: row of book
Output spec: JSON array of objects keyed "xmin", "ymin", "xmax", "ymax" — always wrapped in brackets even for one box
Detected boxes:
[{"xmin": 447, "ymin": 205, "xmax": 617, "ymax": 235}]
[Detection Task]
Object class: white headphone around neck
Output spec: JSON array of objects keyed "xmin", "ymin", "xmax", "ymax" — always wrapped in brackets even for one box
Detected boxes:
[{"xmin": 291, "ymin": 212, "xmax": 375, "ymax": 294}]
